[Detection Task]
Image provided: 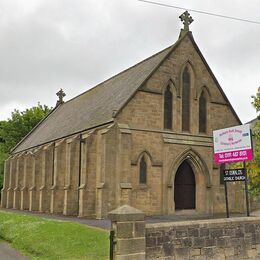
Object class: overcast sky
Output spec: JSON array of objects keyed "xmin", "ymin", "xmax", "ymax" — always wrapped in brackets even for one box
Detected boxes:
[{"xmin": 0, "ymin": 0, "xmax": 259, "ymax": 123}]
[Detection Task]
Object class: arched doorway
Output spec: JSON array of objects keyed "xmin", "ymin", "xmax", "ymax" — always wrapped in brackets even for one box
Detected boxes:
[{"xmin": 174, "ymin": 160, "xmax": 195, "ymax": 209}]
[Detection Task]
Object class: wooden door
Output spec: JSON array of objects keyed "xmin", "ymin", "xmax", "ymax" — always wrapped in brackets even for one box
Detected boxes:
[{"xmin": 174, "ymin": 161, "xmax": 196, "ymax": 209}]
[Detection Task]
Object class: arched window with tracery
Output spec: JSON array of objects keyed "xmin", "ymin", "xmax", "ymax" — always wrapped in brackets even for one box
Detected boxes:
[
  {"xmin": 199, "ymin": 90, "xmax": 207, "ymax": 133},
  {"xmin": 139, "ymin": 155, "xmax": 147, "ymax": 184},
  {"xmin": 182, "ymin": 66, "xmax": 190, "ymax": 131},
  {"xmin": 164, "ymin": 85, "xmax": 173, "ymax": 129}
]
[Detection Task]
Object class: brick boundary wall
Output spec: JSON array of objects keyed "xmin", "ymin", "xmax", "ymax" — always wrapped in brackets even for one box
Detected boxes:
[{"xmin": 146, "ymin": 217, "xmax": 260, "ymax": 259}]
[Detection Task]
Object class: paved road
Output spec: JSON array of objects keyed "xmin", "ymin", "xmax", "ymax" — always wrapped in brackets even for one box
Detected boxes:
[
  {"xmin": 0, "ymin": 242, "xmax": 27, "ymax": 260},
  {"xmin": 2, "ymin": 208, "xmax": 260, "ymax": 229}
]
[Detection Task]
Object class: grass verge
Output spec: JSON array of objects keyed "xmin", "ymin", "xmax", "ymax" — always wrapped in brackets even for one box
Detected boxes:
[{"xmin": 0, "ymin": 210, "xmax": 109, "ymax": 259}]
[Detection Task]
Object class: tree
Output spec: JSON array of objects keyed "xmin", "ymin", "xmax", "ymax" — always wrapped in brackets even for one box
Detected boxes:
[
  {"xmin": 0, "ymin": 103, "xmax": 52, "ymax": 189},
  {"xmin": 249, "ymin": 87, "xmax": 260, "ymax": 198},
  {"xmin": 251, "ymin": 87, "xmax": 260, "ymax": 115}
]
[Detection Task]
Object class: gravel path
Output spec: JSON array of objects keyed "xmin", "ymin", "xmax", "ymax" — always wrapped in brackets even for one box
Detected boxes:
[{"xmin": 0, "ymin": 242, "xmax": 27, "ymax": 260}]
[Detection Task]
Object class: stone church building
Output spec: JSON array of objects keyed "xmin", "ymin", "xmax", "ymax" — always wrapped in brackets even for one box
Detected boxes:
[{"xmin": 1, "ymin": 12, "xmax": 244, "ymax": 219}]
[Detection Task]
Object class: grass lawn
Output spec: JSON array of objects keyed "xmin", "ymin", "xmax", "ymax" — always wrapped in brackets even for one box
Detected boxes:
[{"xmin": 0, "ymin": 210, "xmax": 109, "ymax": 259}]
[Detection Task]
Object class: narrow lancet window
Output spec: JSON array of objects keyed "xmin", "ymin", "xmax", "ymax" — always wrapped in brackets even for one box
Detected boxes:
[
  {"xmin": 182, "ymin": 66, "xmax": 190, "ymax": 131},
  {"xmin": 164, "ymin": 86, "xmax": 173, "ymax": 129},
  {"xmin": 139, "ymin": 156, "xmax": 147, "ymax": 184},
  {"xmin": 199, "ymin": 91, "xmax": 207, "ymax": 133}
]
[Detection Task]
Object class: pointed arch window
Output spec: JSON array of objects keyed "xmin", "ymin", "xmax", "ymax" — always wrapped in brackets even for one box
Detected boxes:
[
  {"xmin": 164, "ymin": 85, "xmax": 173, "ymax": 129},
  {"xmin": 182, "ymin": 66, "xmax": 190, "ymax": 131},
  {"xmin": 199, "ymin": 91, "xmax": 207, "ymax": 133},
  {"xmin": 139, "ymin": 156, "xmax": 147, "ymax": 184}
]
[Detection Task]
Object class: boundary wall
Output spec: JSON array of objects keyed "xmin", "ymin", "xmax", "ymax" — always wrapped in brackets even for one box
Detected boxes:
[{"xmin": 109, "ymin": 205, "xmax": 260, "ymax": 259}]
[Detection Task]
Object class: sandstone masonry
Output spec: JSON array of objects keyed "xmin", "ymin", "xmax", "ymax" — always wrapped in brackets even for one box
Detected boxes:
[
  {"xmin": 1, "ymin": 22, "xmax": 244, "ymax": 219},
  {"xmin": 146, "ymin": 217, "xmax": 260, "ymax": 259}
]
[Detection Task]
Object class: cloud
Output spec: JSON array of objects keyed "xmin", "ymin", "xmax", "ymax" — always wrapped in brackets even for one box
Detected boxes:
[{"xmin": 0, "ymin": 0, "xmax": 259, "ymax": 123}]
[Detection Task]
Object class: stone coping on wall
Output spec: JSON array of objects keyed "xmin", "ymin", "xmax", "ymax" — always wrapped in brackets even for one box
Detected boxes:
[{"xmin": 146, "ymin": 216, "xmax": 260, "ymax": 229}]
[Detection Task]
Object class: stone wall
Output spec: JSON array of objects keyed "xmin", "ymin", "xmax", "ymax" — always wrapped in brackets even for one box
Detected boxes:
[
  {"xmin": 146, "ymin": 217, "xmax": 260, "ymax": 259},
  {"xmin": 109, "ymin": 205, "xmax": 146, "ymax": 259},
  {"xmin": 1, "ymin": 125, "xmax": 115, "ymax": 219},
  {"xmin": 251, "ymin": 197, "xmax": 260, "ymax": 212},
  {"xmin": 115, "ymin": 34, "xmax": 243, "ymax": 217}
]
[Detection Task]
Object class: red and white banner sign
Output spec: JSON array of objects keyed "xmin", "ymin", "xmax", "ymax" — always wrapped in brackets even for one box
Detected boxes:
[{"xmin": 213, "ymin": 124, "xmax": 253, "ymax": 164}]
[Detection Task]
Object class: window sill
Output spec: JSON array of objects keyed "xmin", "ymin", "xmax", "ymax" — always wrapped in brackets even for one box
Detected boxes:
[
  {"xmin": 138, "ymin": 184, "xmax": 148, "ymax": 190},
  {"xmin": 198, "ymin": 132, "xmax": 208, "ymax": 136}
]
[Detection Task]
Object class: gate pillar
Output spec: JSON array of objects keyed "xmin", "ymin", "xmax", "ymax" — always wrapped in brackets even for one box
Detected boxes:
[{"xmin": 108, "ymin": 205, "xmax": 145, "ymax": 260}]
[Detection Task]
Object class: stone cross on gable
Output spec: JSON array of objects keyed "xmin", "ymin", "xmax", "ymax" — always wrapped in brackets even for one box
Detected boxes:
[
  {"xmin": 179, "ymin": 11, "xmax": 193, "ymax": 31},
  {"xmin": 56, "ymin": 88, "xmax": 66, "ymax": 106}
]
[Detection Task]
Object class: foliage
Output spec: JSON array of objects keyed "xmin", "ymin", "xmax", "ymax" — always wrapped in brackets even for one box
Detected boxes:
[
  {"xmin": 0, "ymin": 103, "xmax": 52, "ymax": 189},
  {"xmin": 0, "ymin": 152, "xmax": 7, "ymax": 190},
  {"xmin": 249, "ymin": 87, "xmax": 260, "ymax": 199},
  {"xmin": 251, "ymin": 86, "xmax": 260, "ymax": 116},
  {"xmin": 247, "ymin": 123, "xmax": 260, "ymax": 199},
  {"xmin": 0, "ymin": 103, "xmax": 51, "ymax": 154},
  {"xmin": 0, "ymin": 210, "xmax": 109, "ymax": 259}
]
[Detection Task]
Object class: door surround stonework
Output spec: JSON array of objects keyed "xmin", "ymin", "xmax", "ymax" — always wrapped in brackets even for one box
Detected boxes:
[{"xmin": 166, "ymin": 148, "xmax": 212, "ymax": 215}]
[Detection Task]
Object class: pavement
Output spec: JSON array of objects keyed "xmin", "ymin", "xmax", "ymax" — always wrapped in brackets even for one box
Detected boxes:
[
  {"xmin": 1, "ymin": 208, "xmax": 260, "ymax": 229},
  {"xmin": 0, "ymin": 242, "xmax": 27, "ymax": 260},
  {"xmin": 146, "ymin": 210, "xmax": 260, "ymax": 223},
  {"xmin": 252, "ymin": 209, "xmax": 260, "ymax": 216}
]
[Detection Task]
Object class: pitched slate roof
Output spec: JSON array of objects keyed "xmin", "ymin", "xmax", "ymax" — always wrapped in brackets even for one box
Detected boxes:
[
  {"xmin": 12, "ymin": 31, "xmax": 241, "ymax": 154},
  {"xmin": 13, "ymin": 43, "xmax": 173, "ymax": 153}
]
